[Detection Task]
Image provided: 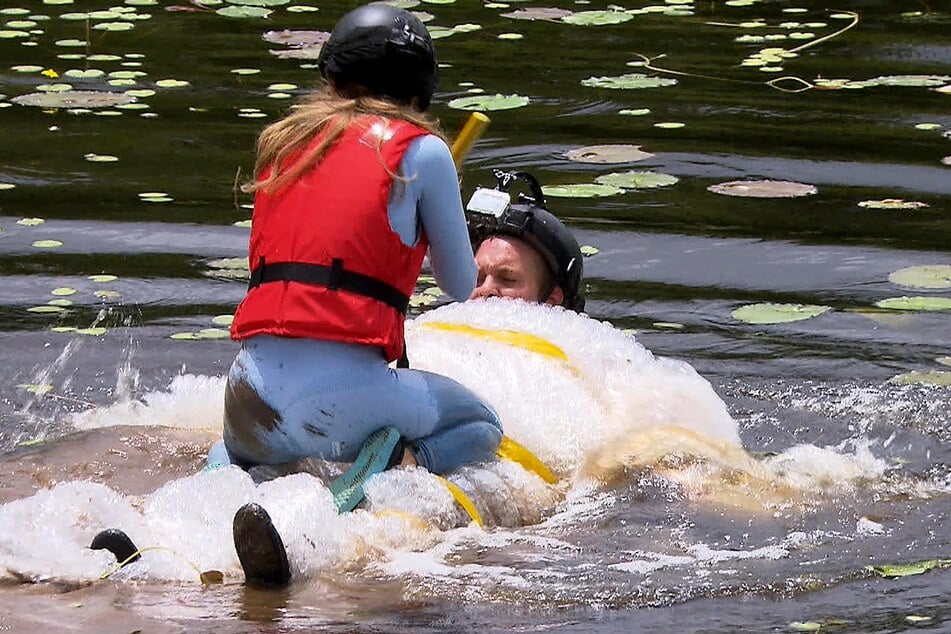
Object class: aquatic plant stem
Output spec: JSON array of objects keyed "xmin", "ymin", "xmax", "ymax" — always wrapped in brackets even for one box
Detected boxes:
[{"xmin": 636, "ymin": 10, "xmax": 861, "ymax": 94}]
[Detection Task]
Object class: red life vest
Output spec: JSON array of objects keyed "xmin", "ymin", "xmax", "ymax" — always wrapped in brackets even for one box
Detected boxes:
[{"xmin": 230, "ymin": 116, "xmax": 430, "ymax": 362}]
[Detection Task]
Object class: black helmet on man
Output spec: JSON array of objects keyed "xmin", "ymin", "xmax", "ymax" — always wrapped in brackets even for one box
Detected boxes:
[
  {"xmin": 465, "ymin": 170, "xmax": 585, "ymax": 312},
  {"xmin": 317, "ymin": 3, "xmax": 437, "ymax": 111}
]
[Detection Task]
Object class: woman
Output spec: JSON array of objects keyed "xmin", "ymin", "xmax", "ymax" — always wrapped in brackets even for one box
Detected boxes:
[{"xmin": 216, "ymin": 3, "xmax": 503, "ymax": 586}]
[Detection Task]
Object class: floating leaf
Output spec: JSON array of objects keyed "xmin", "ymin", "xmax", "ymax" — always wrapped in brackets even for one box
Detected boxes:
[
  {"xmin": 937, "ymin": 357, "xmax": 951, "ymax": 367},
  {"xmin": 47, "ymin": 299, "xmax": 73, "ymax": 307},
  {"xmin": 866, "ymin": 74, "xmax": 950, "ymax": 88},
  {"xmin": 653, "ymin": 322, "xmax": 684, "ymax": 330},
  {"xmin": 890, "ymin": 371, "xmax": 951, "ymax": 387},
  {"xmin": 84, "ymin": 153, "xmax": 119, "ymax": 162},
  {"xmin": 12, "ymin": 90, "xmax": 135, "ymax": 108},
  {"xmin": 262, "ymin": 30, "xmax": 329, "ymax": 47},
  {"xmin": 654, "ymin": 122, "xmax": 686, "ymax": 129},
  {"xmin": 867, "ymin": 559, "xmax": 950, "ymax": 577},
  {"xmin": 888, "ymin": 265, "xmax": 951, "ymax": 290},
  {"xmin": 595, "ymin": 170, "xmax": 679, "ymax": 189},
  {"xmin": 874, "ymin": 296, "xmax": 951, "ymax": 312},
  {"xmin": 564, "ymin": 144, "xmax": 654, "ymax": 164},
  {"xmin": 581, "ymin": 73, "xmax": 677, "ymax": 89},
  {"xmin": 914, "ymin": 122, "xmax": 942, "ymax": 131},
  {"xmin": 500, "ymin": 7, "xmax": 573, "ymax": 20},
  {"xmin": 211, "ymin": 314, "xmax": 234, "ymax": 326},
  {"xmin": 580, "ymin": 245, "xmax": 599, "ymax": 256},
  {"xmin": 858, "ymin": 199, "xmax": 928, "ymax": 210},
  {"xmin": 93, "ymin": 21, "xmax": 135, "ymax": 31},
  {"xmin": 541, "ymin": 183, "xmax": 624, "ymax": 198},
  {"xmin": 788, "ymin": 623, "xmax": 822, "ymax": 632},
  {"xmin": 906, "ymin": 616, "xmax": 932, "ymax": 624},
  {"xmin": 88, "ymin": 274, "xmax": 117, "ymax": 283},
  {"xmin": 17, "ymin": 383, "xmax": 54, "ymax": 395},
  {"xmin": 619, "ymin": 108, "xmax": 651, "ymax": 116},
  {"xmin": 230, "ymin": 67, "xmax": 261, "ymax": 75},
  {"xmin": 94, "ymin": 290, "xmax": 121, "ymax": 299},
  {"xmin": 562, "ymin": 10, "xmax": 633, "ymax": 25},
  {"xmin": 27, "ymin": 305, "xmax": 65, "ymax": 313},
  {"xmin": 216, "ymin": 5, "xmax": 272, "ymax": 18},
  {"xmin": 155, "ymin": 79, "xmax": 190, "ymax": 88},
  {"xmin": 17, "ymin": 217, "xmax": 44, "ymax": 226},
  {"xmin": 32, "ymin": 240, "xmax": 63, "ymax": 248},
  {"xmin": 731, "ymin": 303, "xmax": 831, "ymax": 324},
  {"xmin": 447, "ymin": 93, "xmax": 529, "ymax": 111},
  {"xmin": 51, "ymin": 326, "xmax": 76, "ymax": 333},
  {"xmin": 498, "ymin": 32, "xmax": 523, "ymax": 40},
  {"xmin": 708, "ymin": 179, "xmax": 817, "ymax": 198},
  {"xmin": 50, "ymin": 287, "xmax": 76, "ymax": 296},
  {"xmin": 76, "ymin": 327, "xmax": 107, "ymax": 336}
]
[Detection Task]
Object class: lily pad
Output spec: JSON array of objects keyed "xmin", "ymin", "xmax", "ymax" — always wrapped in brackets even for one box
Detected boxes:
[
  {"xmin": 155, "ymin": 79, "xmax": 190, "ymax": 88},
  {"xmin": 564, "ymin": 144, "xmax": 654, "ymax": 164},
  {"xmin": 12, "ymin": 90, "xmax": 135, "ymax": 108},
  {"xmin": 88, "ymin": 274, "xmax": 117, "ymax": 283},
  {"xmin": 500, "ymin": 7, "xmax": 572, "ymax": 20},
  {"xmin": 47, "ymin": 299, "xmax": 73, "ymax": 307},
  {"xmin": 866, "ymin": 75, "xmax": 950, "ymax": 88},
  {"xmin": 708, "ymin": 179, "xmax": 818, "ymax": 198},
  {"xmin": 262, "ymin": 29, "xmax": 329, "ymax": 47},
  {"xmin": 874, "ymin": 296, "xmax": 951, "ymax": 311},
  {"xmin": 580, "ymin": 245, "xmax": 599, "ymax": 256},
  {"xmin": 595, "ymin": 170, "xmax": 679, "ymax": 189},
  {"xmin": 867, "ymin": 559, "xmax": 951, "ymax": 577},
  {"xmin": 858, "ymin": 199, "xmax": 928, "ymax": 210},
  {"xmin": 27, "ymin": 305, "xmax": 65, "ymax": 313},
  {"xmin": 16, "ymin": 218, "xmax": 44, "ymax": 226},
  {"xmin": 32, "ymin": 240, "xmax": 63, "ymax": 248},
  {"xmin": 17, "ymin": 383, "xmax": 54, "ymax": 395},
  {"xmin": 76, "ymin": 327, "xmax": 107, "ymax": 336},
  {"xmin": 731, "ymin": 302, "xmax": 831, "ymax": 324},
  {"xmin": 619, "ymin": 108, "xmax": 651, "ymax": 116},
  {"xmin": 447, "ymin": 93, "xmax": 529, "ymax": 111},
  {"xmin": 50, "ymin": 287, "xmax": 76, "ymax": 296},
  {"xmin": 890, "ymin": 371, "xmax": 951, "ymax": 387},
  {"xmin": 888, "ymin": 265, "xmax": 951, "ymax": 289},
  {"xmin": 211, "ymin": 314, "xmax": 234, "ymax": 326},
  {"xmin": 938, "ymin": 357, "xmax": 951, "ymax": 367},
  {"xmin": 216, "ymin": 5, "xmax": 271, "ymax": 18},
  {"xmin": 562, "ymin": 10, "xmax": 633, "ymax": 25},
  {"xmin": 654, "ymin": 122, "xmax": 686, "ymax": 129},
  {"xmin": 581, "ymin": 73, "xmax": 677, "ymax": 89},
  {"xmin": 541, "ymin": 183, "xmax": 624, "ymax": 198},
  {"xmin": 94, "ymin": 290, "xmax": 121, "ymax": 299},
  {"xmin": 84, "ymin": 153, "xmax": 119, "ymax": 162}
]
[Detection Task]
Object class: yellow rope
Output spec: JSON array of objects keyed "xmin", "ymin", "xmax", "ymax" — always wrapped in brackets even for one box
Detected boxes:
[{"xmin": 99, "ymin": 545, "xmax": 220, "ymax": 584}]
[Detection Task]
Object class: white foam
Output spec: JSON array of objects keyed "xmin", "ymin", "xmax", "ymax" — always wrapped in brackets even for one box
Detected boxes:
[{"xmin": 763, "ymin": 439, "xmax": 889, "ymax": 491}]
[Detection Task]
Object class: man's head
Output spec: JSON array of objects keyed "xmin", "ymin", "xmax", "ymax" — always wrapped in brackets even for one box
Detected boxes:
[
  {"xmin": 465, "ymin": 170, "xmax": 584, "ymax": 312},
  {"xmin": 471, "ymin": 234, "xmax": 564, "ymax": 306}
]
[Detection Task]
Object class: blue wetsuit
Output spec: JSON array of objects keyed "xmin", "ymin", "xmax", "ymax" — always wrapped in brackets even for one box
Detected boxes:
[{"xmin": 208, "ymin": 135, "xmax": 503, "ymax": 474}]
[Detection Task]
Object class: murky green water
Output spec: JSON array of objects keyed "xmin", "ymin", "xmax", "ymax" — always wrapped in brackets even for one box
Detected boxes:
[{"xmin": 0, "ymin": 0, "xmax": 949, "ymax": 632}]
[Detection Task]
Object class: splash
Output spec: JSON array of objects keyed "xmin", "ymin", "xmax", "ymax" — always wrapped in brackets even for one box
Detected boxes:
[{"xmin": 0, "ymin": 300, "xmax": 920, "ymax": 585}]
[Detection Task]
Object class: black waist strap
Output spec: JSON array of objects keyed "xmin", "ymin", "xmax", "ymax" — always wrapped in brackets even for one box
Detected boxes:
[{"xmin": 248, "ymin": 258, "xmax": 409, "ymax": 314}]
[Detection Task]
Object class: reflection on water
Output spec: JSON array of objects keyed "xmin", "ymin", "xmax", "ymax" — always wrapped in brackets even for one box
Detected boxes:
[{"xmin": 0, "ymin": 0, "xmax": 948, "ymax": 631}]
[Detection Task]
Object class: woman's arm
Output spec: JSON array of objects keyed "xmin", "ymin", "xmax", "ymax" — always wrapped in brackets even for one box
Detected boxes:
[{"xmin": 389, "ymin": 134, "xmax": 476, "ymax": 301}]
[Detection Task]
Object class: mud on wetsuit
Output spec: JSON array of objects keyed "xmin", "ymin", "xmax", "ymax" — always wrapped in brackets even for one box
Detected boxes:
[{"xmin": 207, "ymin": 116, "xmax": 503, "ymax": 474}]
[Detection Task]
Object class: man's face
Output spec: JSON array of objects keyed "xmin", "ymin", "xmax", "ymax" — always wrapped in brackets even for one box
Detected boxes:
[{"xmin": 471, "ymin": 235, "xmax": 560, "ymax": 304}]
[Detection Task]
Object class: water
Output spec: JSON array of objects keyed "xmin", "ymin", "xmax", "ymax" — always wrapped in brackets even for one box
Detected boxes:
[{"xmin": 0, "ymin": 0, "xmax": 949, "ymax": 632}]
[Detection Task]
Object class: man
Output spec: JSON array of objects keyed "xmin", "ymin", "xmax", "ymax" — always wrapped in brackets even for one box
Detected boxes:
[{"xmin": 464, "ymin": 170, "xmax": 585, "ymax": 312}]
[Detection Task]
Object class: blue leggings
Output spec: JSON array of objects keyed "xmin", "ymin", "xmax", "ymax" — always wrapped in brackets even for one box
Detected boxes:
[{"xmin": 210, "ymin": 335, "xmax": 503, "ymax": 475}]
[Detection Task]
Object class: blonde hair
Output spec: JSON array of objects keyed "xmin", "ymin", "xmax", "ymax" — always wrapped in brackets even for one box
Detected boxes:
[{"xmin": 244, "ymin": 85, "xmax": 446, "ymax": 195}]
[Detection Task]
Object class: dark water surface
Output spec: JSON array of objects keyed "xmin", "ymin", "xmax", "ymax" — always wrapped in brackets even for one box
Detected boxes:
[{"xmin": 0, "ymin": 0, "xmax": 949, "ymax": 632}]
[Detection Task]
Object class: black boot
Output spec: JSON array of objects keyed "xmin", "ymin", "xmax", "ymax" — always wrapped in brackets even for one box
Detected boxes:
[
  {"xmin": 90, "ymin": 528, "xmax": 141, "ymax": 564},
  {"xmin": 233, "ymin": 503, "xmax": 291, "ymax": 587}
]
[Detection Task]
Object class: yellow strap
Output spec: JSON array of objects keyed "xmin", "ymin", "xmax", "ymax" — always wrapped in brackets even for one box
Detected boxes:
[
  {"xmin": 450, "ymin": 112, "xmax": 490, "ymax": 169},
  {"xmin": 437, "ymin": 476, "xmax": 484, "ymax": 527},
  {"xmin": 497, "ymin": 435, "xmax": 558, "ymax": 484},
  {"xmin": 423, "ymin": 322, "xmax": 569, "ymax": 361}
]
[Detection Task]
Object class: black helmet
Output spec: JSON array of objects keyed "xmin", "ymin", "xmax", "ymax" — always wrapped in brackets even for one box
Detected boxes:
[
  {"xmin": 465, "ymin": 170, "xmax": 585, "ymax": 312},
  {"xmin": 317, "ymin": 3, "xmax": 437, "ymax": 111}
]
